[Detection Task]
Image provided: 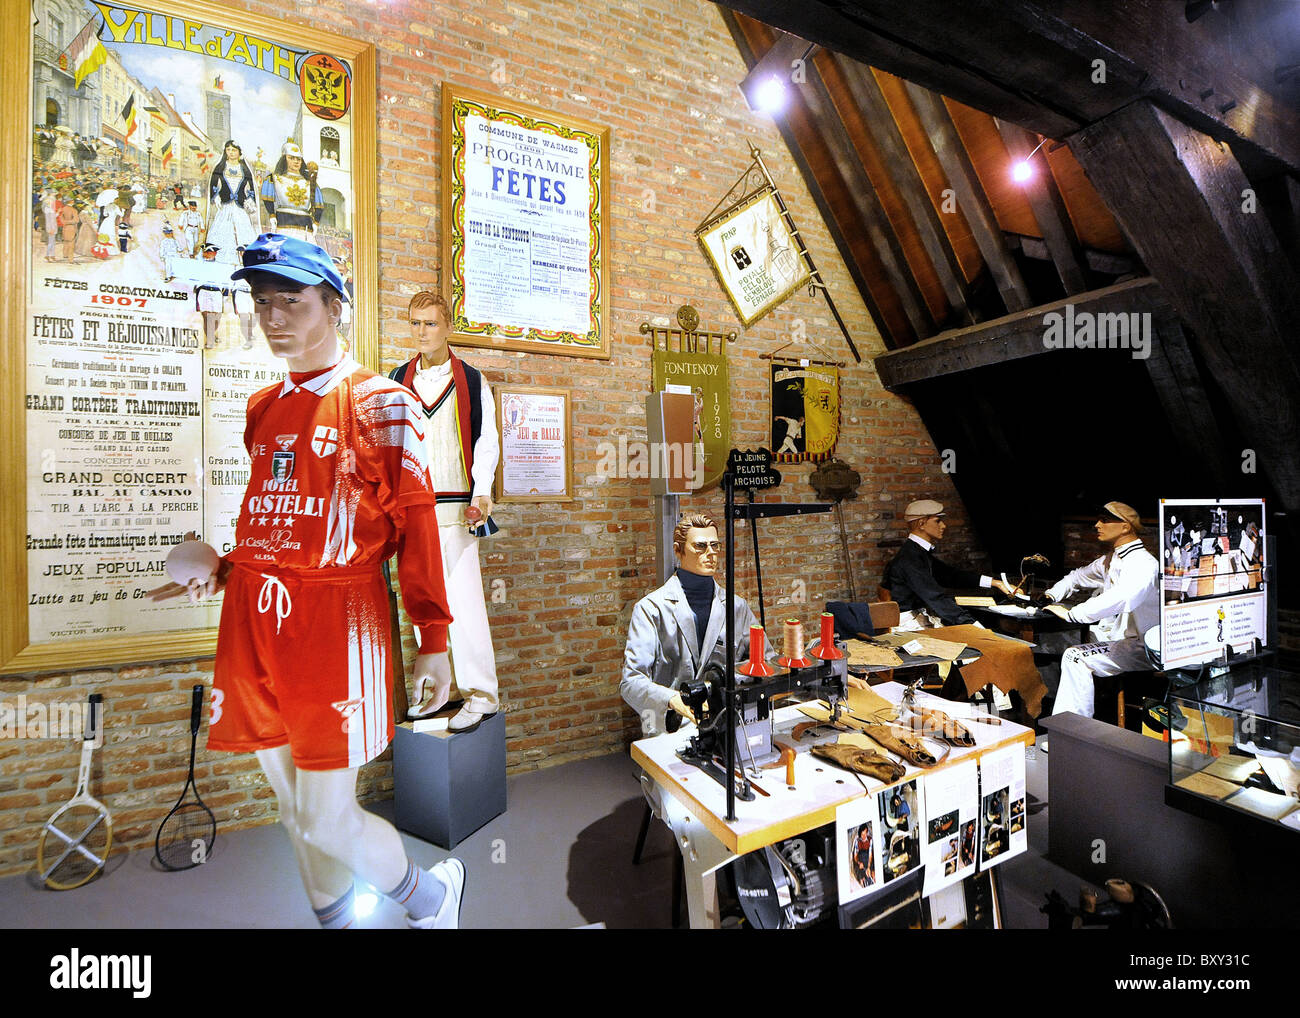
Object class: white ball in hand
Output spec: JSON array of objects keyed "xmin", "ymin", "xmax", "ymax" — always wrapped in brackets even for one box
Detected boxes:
[{"xmin": 166, "ymin": 540, "xmax": 219, "ymax": 586}]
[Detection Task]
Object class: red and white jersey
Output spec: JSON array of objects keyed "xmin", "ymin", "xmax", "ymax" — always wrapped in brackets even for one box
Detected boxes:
[{"xmin": 227, "ymin": 355, "xmax": 451, "ymax": 650}]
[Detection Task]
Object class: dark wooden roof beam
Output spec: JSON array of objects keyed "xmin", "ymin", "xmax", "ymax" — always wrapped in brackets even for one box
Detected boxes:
[
  {"xmin": 995, "ymin": 120, "xmax": 1089, "ymax": 295},
  {"xmin": 873, "ymin": 276, "xmax": 1167, "ymax": 390},
  {"xmin": 834, "ymin": 56, "xmax": 977, "ymax": 325},
  {"xmin": 1071, "ymin": 99, "xmax": 1300, "ymax": 512},
  {"xmin": 904, "ymin": 82, "xmax": 1033, "ymax": 313}
]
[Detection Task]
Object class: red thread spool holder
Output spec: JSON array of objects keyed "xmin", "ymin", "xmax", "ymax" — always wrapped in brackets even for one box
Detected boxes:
[
  {"xmin": 736, "ymin": 624, "xmax": 777, "ymax": 677},
  {"xmin": 810, "ymin": 611, "xmax": 845, "ymax": 661}
]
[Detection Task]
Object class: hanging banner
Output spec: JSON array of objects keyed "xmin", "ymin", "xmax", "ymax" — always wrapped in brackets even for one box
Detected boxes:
[
  {"xmin": 770, "ymin": 361, "xmax": 839, "ymax": 463},
  {"xmin": 696, "ymin": 190, "xmax": 810, "ymax": 327},
  {"xmin": 652, "ymin": 347, "xmax": 729, "ymax": 490}
]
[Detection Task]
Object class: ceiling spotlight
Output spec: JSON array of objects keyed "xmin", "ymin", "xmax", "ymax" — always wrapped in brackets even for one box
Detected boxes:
[
  {"xmin": 1011, "ymin": 136, "xmax": 1049, "ymax": 185},
  {"xmin": 753, "ymin": 75, "xmax": 788, "ymax": 115}
]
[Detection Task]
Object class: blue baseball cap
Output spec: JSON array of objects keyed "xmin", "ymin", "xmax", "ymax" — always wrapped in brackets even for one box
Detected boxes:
[{"xmin": 231, "ymin": 233, "xmax": 348, "ymax": 300}]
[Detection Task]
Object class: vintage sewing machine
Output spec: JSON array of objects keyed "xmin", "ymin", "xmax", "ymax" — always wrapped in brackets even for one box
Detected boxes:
[{"xmin": 672, "ymin": 616, "xmax": 848, "ymax": 800}]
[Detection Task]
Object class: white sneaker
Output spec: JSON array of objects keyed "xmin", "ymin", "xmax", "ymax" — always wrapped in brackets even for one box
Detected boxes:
[
  {"xmin": 449, "ymin": 705, "xmax": 494, "ymax": 732},
  {"xmin": 405, "ymin": 858, "xmax": 466, "ymax": 930}
]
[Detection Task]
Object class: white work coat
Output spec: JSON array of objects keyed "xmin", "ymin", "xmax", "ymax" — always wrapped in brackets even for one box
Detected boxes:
[
  {"xmin": 1046, "ymin": 539, "xmax": 1159, "ymax": 643},
  {"xmin": 620, "ymin": 573, "xmax": 763, "ymax": 737}
]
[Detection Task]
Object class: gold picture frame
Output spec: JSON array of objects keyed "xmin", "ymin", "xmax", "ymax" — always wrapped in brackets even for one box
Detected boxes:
[
  {"xmin": 441, "ymin": 84, "xmax": 611, "ymax": 360},
  {"xmin": 494, "ymin": 385, "xmax": 573, "ymax": 503},
  {"xmin": 3, "ymin": 0, "xmax": 376, "ymax": 673}
]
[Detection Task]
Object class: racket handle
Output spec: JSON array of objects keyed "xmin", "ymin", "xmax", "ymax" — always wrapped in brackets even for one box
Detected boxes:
[
  {"xmin": 86, "ymin": 693, "xmax": 102, "ymax": 743},
  {"xmin": 189, "ymin": 684, "xmax": 204, "ymax": 734}
]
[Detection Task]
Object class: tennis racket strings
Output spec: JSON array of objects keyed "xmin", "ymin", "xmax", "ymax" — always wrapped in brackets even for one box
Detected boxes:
[
  {"xmin": 155, "ymin": 684, "xmax": 217, "ymax": 871},
  {"xmin": 38, "ymin": 693, "xmax": 112, "ymax": 890}
]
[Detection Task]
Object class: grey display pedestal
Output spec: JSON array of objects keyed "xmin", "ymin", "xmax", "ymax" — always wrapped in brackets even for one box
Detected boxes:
[{"xmin": 393, "ymin": 713, "xmax": 507, "ymax": 849}]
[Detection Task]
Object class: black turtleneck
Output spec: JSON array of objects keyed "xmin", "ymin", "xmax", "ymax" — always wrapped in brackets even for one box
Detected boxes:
[{"xmin": 676, "ymin": 568, "xmax": 716, "ymax": 656}]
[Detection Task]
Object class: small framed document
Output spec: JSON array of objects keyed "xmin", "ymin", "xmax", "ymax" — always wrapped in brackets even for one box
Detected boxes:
[{"xmin": 495, "ymin": 386, "xmax": 573, "ymax": 503}]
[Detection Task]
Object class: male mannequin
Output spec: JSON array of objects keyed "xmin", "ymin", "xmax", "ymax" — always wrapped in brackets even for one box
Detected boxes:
[
  {"xmin": 389, "ymin": 291, "xmax": 500, "ymax": 732},
  {"xmin": 882, "ymin": 499, "xmax": 1014, "ymax": 631},
  {"xmin": 149, "ymin": 234, "xmax": 465, "ymax": 929},
  {"xmin": 621, "ymin": 512, "xmax": 764, "ymax": 736},
  {"xmin": 1041, "ymin": 501, "xmax": 1159, "ymax": 720}
]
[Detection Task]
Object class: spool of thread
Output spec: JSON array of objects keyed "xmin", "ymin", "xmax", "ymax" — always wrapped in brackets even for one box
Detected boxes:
[
  {"xmin": 811, "ymin": 611, "xmax": 845, "ymax": 660},
  {"xmin": 778, "ymin": 618, "xmax": 812, "ymax": 668},
  {"xmin": 737, "ymin": 624, "xmax": 777, "ymax": 676}
]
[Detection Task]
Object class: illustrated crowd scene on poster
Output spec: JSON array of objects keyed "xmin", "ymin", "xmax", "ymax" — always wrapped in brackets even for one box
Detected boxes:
[{"xmin": 27, "ymin": 0, "xmax": 358, "ymax": 644}]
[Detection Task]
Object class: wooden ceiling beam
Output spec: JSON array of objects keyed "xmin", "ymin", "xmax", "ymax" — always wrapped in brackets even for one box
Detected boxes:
[
  {"xmin": 905, "ymin": 83, "xmax": 1032, "ymax": 313},
  {"xmin": 995, "ymin": 120, "xmax": 1089, "ymax": 294},
  {"xmin": 715, "ymin": 0, "xmax": 1079, "ymax": 139},
  {"xmin": 835, "ymin": 56, "xmax": 976, "ymax": 325},
  {"xmin": 1071, "ymin": 99, "xmax": 1300, "ymax": 511},
  {"xmin": 873, "ymin": 276, "xmax": 1166, "ymax": 390},
  {"xmin": 717, "ymin": 0, "xmax": 1300, "ymax": 175},
  {"xmin": 720, "ymin": 10, "xmax": 899, "ymax": 347},
  {"xmin": 1005, "ymin": 232, "xmax": 1138, "ymax": 277},
  {"xmin": 1142, "ymin": 311, "xmax": 1231, "ymax": 491},
  {"xmin": 796, "ymin": 44, "xmax": 935, "ymax": 340}
]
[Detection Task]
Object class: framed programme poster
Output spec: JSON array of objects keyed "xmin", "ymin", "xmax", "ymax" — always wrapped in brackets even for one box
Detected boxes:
[
  {"xmin": 2, "ymin": 0, "xmax": 375, "ymax": 672},
  {"xmin": 441, "ymin": 84, "xmax": 610, "ymax": 359},
  {"xmin": 696, "ymin": 190, "xmax": 810, "ymax": 328},
  {"xmin": 495, "ymin": 386, "xmax": 572, "ymax": 503}
]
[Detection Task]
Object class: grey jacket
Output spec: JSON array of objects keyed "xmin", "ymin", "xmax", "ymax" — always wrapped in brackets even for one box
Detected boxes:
[{"xmin": 620, "ymin": 573, "xmax": 763, "ymax": 736}]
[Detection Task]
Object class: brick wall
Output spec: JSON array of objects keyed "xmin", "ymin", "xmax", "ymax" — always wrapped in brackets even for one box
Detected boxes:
[{"xmin": 1, "ymin": 0, "xmax": 981, "ymax": 877}]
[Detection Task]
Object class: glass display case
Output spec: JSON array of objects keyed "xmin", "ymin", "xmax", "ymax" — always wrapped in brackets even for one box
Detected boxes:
[{"xmin": 1165, "ymin": 659, "xmax": 1300, "ymax": 834}]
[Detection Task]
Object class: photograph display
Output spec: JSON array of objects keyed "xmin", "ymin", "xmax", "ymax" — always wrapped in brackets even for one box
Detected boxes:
[
  {"xmin": 920, "ymin": 759, "xmax": 978, "ymax": 896},
  {"xmin": 1159, "ymin": 498, "xmax": 1267, "ymax": 668},
  {"xmin": 978, "ymin": 744, "xmax": 1027, "ymax": 870}
]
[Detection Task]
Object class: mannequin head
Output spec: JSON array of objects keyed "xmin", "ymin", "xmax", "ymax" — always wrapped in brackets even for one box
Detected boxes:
[
  {"xmin": 409, "ymin": 290, "xmax": 452, "ymax": 367},
  {"xmin": 673, "ymin": 512, "xmax": 720, "ymax": 577}
]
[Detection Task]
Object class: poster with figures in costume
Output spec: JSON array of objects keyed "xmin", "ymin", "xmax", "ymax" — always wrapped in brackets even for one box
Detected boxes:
[{"xmin": 15, "ymin": 0, "xmax": 368, "ymax": 667}]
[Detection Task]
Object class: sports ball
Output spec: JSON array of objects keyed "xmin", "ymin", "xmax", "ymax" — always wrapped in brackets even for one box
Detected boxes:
[{"xmin": 165, "ymin": 540, "xmax": 220, "ymax": 586}]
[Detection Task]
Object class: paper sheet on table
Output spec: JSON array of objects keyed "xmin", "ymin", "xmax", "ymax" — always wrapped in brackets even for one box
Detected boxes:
[
  {"xmin": 874, "ymin": 632, "xmax": 967, "ymax": 661},
  {"xmin": 846, "ymin": 639, "xmax": 903, "ymax": 668},
  {"xmin": 1201, "ymin": 754, "xmax": 1262, "ymax": 785},
  {"xmin": 1174, "ymin": 771, "xmax": 1239, "ymax": 800},
  {"xmin": 955, "ymin": 596, "xmax": 997, "ymax": 608},
  {"xmin": 978, "ymin": 604, "xmax": 1036, "ymax": 617}
]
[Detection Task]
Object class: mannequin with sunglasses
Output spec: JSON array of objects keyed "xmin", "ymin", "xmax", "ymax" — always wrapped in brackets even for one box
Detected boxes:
[{"xmin": 621, "ymin": 511, "xmax": 767, "ymax": 736}]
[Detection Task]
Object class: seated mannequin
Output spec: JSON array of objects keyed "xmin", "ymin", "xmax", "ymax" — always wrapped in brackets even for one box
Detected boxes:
[{"xmin": 621, "ymin": 512, "xmax": 763, "ymax": 737}]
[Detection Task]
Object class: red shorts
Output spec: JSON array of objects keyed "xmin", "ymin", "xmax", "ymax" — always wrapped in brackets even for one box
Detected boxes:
[{"xmin": 209, "ymin": 563, "xmax": 393, "ymax": 770}]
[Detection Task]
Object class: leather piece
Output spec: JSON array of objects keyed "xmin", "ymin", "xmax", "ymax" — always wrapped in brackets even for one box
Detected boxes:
[
  {"xmin": 900, "ymin": 706, "xmax": 976, "ymax": 747},
  {"xmin": 860, "ymin": 724, "xmax": 946, "ymax": 767},
  {"xmin": 811, "ymin": 742, "xmax": 906, "ymax": 783}
]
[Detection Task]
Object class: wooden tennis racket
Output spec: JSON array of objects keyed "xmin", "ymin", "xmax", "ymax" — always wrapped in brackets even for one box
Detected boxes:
[
  {"xmin": 37, "ymin": 693, "xmax": 112, "ymax": 890},
  {"xmin": 154, "ymin": 684, "xmax": 217, "ymax": 870}
]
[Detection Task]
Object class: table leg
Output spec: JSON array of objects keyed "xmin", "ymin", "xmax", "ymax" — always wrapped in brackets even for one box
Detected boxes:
[{"xmin": 661, "ymin": 793, "xmax": 738, "ymax": 929}]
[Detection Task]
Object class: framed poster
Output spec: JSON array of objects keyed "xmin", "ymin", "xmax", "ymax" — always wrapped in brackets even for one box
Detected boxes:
[
  {"xmin": 441, "ymin": 84, "xmax": 610, "ymax": 359},
  {"xmin": 696, "ymin": 190, "xmax": 810, "ymax": 328},
  {"xmin": 2, "ymin": 0, "xmax": 376, "ymax": 673},
  {"xmin": 1158, "ymin": 497, "xmax": 1267, "ymax": 668},
  {"xmin": 495, "ymin": 386, "xmax": 573, "ymax": 503}
]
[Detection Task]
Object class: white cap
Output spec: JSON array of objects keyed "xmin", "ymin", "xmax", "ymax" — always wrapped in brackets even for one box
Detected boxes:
[{"xmin": 904, "ymin": 499, "xmax": 945, "ymax": 520}]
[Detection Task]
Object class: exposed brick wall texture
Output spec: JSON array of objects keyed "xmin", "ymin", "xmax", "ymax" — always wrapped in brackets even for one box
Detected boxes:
[{"xmin": 2, "ymin": 0, "xmax": 984, "ymax": 877}]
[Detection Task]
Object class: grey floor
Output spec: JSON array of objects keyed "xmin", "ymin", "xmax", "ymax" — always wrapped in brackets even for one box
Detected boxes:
[{"xmin": 1, "ymin": 739, "xmax": 1077, "ymax": 929}]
